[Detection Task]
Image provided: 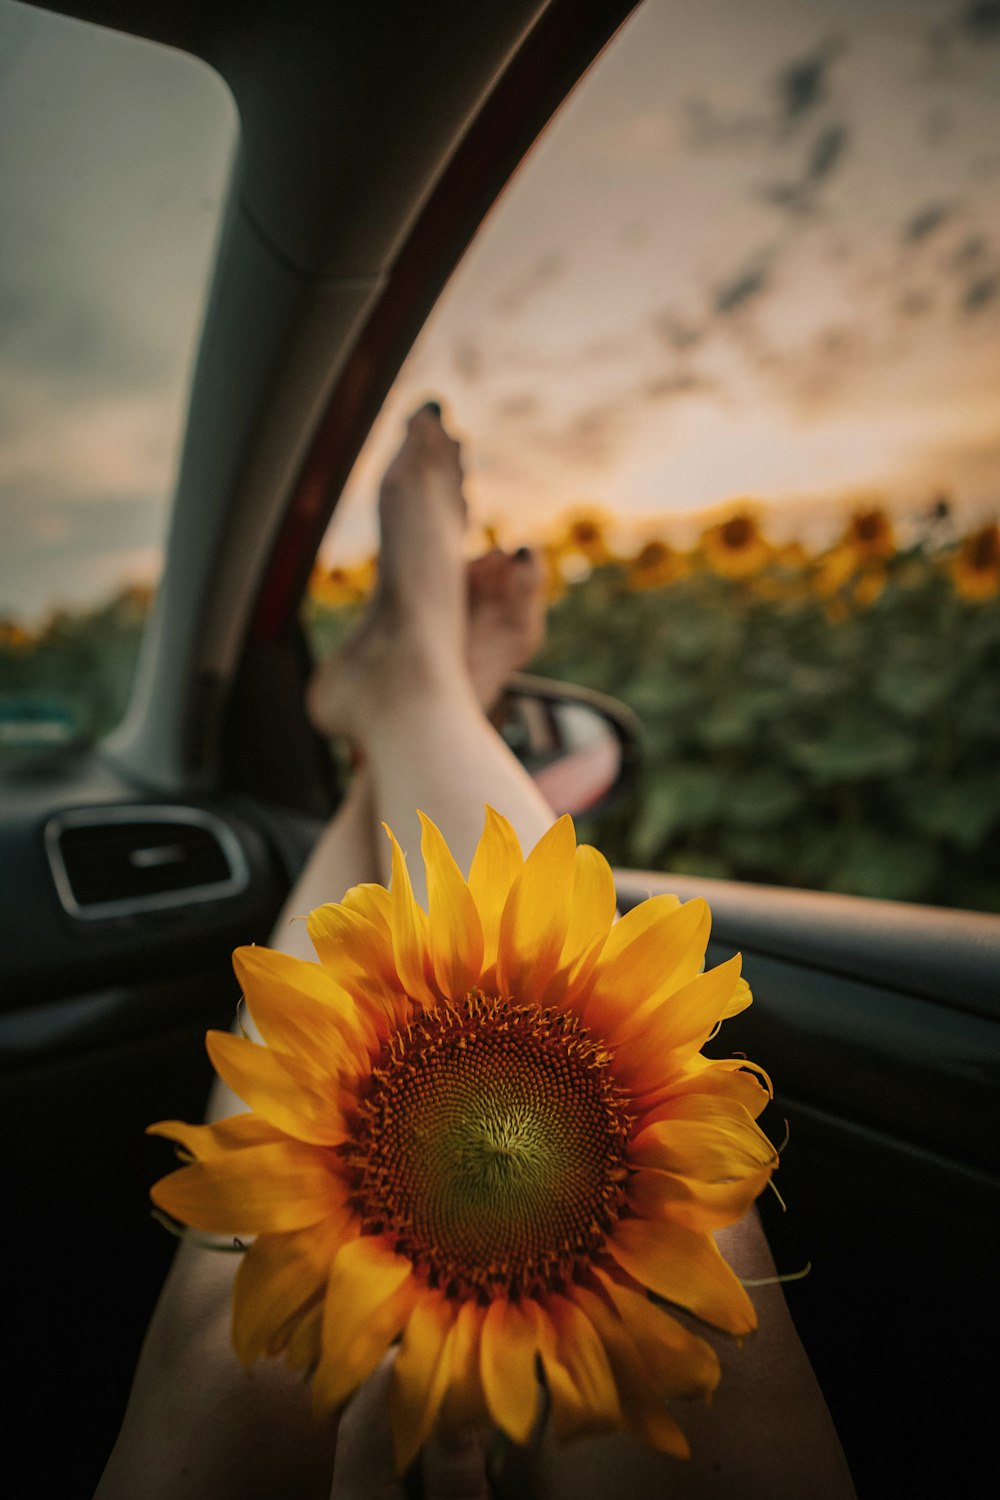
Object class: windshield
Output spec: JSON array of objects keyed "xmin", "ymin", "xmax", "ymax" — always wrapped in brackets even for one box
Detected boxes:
[
  {"xmin": 0, "ymin": 0, "xmax": 236, "ymax": 756},
  {"xmin": 307, "ymin": 0, "xmax": 1000, "ymax": 913}
]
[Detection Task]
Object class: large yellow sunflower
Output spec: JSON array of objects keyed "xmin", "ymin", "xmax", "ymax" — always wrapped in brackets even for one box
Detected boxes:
[{"xmin": 150, "ymin": 811, "xmax": 774, "ymax": 1469}]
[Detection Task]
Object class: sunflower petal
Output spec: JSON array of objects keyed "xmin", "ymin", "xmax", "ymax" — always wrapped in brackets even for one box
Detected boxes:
[
  {"xmin": 232, "ymin": 1216, "xmax": 349, "ymax": 1366},
  {"xmin": 480, "ymin": 1297, "xmax": 542, "ymax": 1445},
  {"xmin": 284, "ymin": 1300, "xmax": 324, "ymax": 1373},
  {"xmin": 307, "ymin": 901, "xmax": 407, "ymax": 1034},
  {"xmin": 592, "ymin": 1269, "xmax": 721, "ymax": 1398},
  {"xmin": 638, "ymin": 1058, "xmax": 772, "ymax": 1120},
  {"xmin": 312, "ymin": 1235, "xmax": 417, "ymax": 1415},
  {"xmin": 524, "ymin": 1300, "xmax": 594, "ymax": 1441},
  {"xmin": 570, "ymin": 1283, "xmax": 701, "ymax": 1456},
  {"xmin": 629, "ymin": 1095, "xmax": 776, "ymax": 1181},
  {"xmin": 628, "ymin": 1164, "xmax": 772, "ymax": 1233},
  {"xmin": 584, "ymin": 898, "xmax": 711, "ymax": 1038},
  {"xmin": 150, "ymin": 1141, "xmax": 338, "ymax": 1234},
  {"xmin": 610, "ymin": 956, "xmax": 744, "ymax": 1093},
  {"xmin": 438, "ymin": 1301, "xmax": 489, "ymax": 1432},
  {"xmin": 232, "ymin": 946, "xmax": 373, "ymax": 1072},
  {"xmin": 606, "ymin": 1217, "xmax": 757, "ymax": 1334},
  {"xmin": 385, "ymin": 825, "xmax": 438, "ymax": 1007},
  {"xmin": 545, "ymin": 1293, "xmax": 621, "ymax": 1432},
  {"xmin": 419, "ymin": 812, "xmax": 484, "ymax": 1002},
  {"xmin": 545, "ymin": 845, "xmax": 618, "ymax": 1005},
  {"xmin": 468, "ymin": 807, "xmax": 523, "ymax": 967},
  {"xmin": 390, "ymin": 1292, "xmax": 457, "ymax": 1472},
  {"xmin": 146, "ymin": 1113, "xmax": 282, "ymax": 1159},
  {"xmin": 497, "ymin": 816, "xmax": 577, "ymax": 999},
  {"xmin": 206, "ymin": 1031, "xmax": 347, "ymax": 1146}
]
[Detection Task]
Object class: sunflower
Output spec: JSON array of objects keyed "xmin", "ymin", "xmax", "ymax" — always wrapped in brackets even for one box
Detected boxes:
[
  {"xmin": 627, "ymin": 539, "xmax": 688, "ymax": 592},
  {"xmin": 309, "ymin": 558, "xmax": 377, "ymax": 609},
  {"xmin": 150, "ymin": 811, "xmax": 774, "ymax": 1469},
  {"xmin": 950, "ymin": 523, "xmax": 1000, "ymax": 602},
  {"xmin": 554, "ymin": 508, "xmax": 615, "ymax": 567},
  {"xmin": 840, "ymin": 507, "xmax": 896, "ymax": 565},
  {"xmin": 699, "ymin": 510, "xmax": 773, "ymax": 580}
]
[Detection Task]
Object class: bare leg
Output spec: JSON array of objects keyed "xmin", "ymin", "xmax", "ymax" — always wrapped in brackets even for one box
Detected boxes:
[
  {"xmin": 308, "ymin": 405, "xmax": 554, "ymax": 895},
  {"xmin": 95, "ymin": 417, "xmax": 548, "ymax": 1500}
]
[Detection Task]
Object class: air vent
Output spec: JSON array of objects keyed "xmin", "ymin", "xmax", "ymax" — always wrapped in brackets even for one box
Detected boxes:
[{"xmin": 45, "ymin": 806, "xmax": 250, "ymax": 919}]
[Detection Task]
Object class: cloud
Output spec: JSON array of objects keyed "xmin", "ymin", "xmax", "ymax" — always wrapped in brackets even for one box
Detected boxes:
[
  {"xmin": 491, "ymin": 251, "xmax": 569, "ymax": 317},
  {"xmin": 761, "ymin": 122, "xmax": 850, "ymax": 215},
  {"xmin": 902, "ymin": 202, "xmax": 956, "ymax": 245},
  {"xmin": 652, "ymin": 312, "xmax": 703, "ymax": 351},
  {"xmin": 960, "ymin": 2, "xmax": 1000, "ymax": 42},
  {"xmin": 773, "ymin": 38, "xmax": 845, "ymax": 127},
  {"xmin": 712, "ymin": 253, "xmax": 774, "ymax": 317},
  {"xmin": 961, "ymin": 272, "xmax": 1000, "ymax": 313}
]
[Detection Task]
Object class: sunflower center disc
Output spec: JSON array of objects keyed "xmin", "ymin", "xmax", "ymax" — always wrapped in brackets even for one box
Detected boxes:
[{"xmin": 347, "ymin": 993, "xmax": 631, "ymax": 1298}]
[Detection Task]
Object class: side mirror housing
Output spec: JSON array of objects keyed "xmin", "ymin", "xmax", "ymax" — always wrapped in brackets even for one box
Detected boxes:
[{"xmin": 494, "ymin": 672, "xmax": 641, "ymax": 819}]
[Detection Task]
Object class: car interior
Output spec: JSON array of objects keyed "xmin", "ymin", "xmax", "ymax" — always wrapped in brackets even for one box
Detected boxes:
[{"xmin": 1, "ymin": 3, "xmax": 998, "ymax": 1498}]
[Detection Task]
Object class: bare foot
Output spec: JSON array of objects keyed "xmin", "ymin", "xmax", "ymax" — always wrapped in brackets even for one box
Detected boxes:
[
  {"xmin": 466, "ymin": 547, "xmax": 545, "ymax": 711},
  {"xmin": 308, "ymin": 407, "xmax": 545, "ymax": 746}
]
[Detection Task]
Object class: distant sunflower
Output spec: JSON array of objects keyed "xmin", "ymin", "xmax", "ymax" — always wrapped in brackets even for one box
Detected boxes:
[
  {"xmin": 950, "ymin": 524, "xmax": 1000, "ymax": 602},
  {"xmin": 700, "ymin": 511, "xmax": 773, "ymax": 579},
  {"xmin": 556, "ymin": 509, "xmax": 615, "ymax": 567},
  {"xmin": 627, "ymin": 539, "xmax": 688, "ymax": 592},
  {"xmin": 310, "ymin": 559, "xmax": 376, "ymax": 609},
  {"xmin": 150, "ymin": 812, "xmax": 773, "ymax": 1469},
  {"xmin": 841, "ymin": 508, "xmax": 896, "ymax": 565}
]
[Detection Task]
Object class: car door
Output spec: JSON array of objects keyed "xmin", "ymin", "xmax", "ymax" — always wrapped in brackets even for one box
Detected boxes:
[{"xmin": 2, "ymin": 4, "xmax": 998, "ymax": 1500}]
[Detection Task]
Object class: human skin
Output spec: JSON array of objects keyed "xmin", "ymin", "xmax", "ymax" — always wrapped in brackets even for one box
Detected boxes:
[{"xmin": 95, "ymin": 408, "xmax": 855, "ymax": 1500}]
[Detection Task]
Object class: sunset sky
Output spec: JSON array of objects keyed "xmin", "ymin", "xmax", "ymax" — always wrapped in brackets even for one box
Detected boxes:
[{"xmin": 2, "ymin": 0, "xmax": 999, "ymax": 618}]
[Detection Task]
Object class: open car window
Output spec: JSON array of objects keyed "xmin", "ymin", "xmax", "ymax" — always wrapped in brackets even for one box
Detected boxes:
[
  {"xmin": 0, "ymin": 0, "xmax": 236, "ymax": 758},
  {"xmin": 305, "ymin": 0, "xmax": 1000, "ymax": 912}
]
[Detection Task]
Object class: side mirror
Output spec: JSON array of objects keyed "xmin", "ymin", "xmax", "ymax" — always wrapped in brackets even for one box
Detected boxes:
[{"xmin": 494, "ymin": 672, "xmax": 641, "ymax": 819}]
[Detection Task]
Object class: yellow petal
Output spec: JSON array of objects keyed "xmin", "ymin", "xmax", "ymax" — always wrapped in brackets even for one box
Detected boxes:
[
  {"xmin": 232, "ymin": 946, "xmax": 374, "ymax": 1073},
  {"xmin": 546, "ymin": 844, "xmax": 618, "ymax": 1004},
  {"xmin": 609, "ymin": 956, "xmax": 744, "ymax": 1092},
  {"xmin": 341, "ymin": 881, "xmax": 393, "ymax": 934},
  {"xmin": 639, "ymin": 1058, "xmax": 772, "ymax": 1120},
  {"xmin": 150, "ymin": 1141, "xmax": 340, "ymax": 1234},
  {"xmin": 206, "ymin": 1031, "xmax": 347, "ymax": 1146},
  {"xmin": 524, "ymin": 1300, "xmax": 593, "ymax": 1441},
  {"xmin": 307, "ymin": 901, "xmax": 407, "ymax": 1034},
  {"xmin": 606, "ymin": 1217, "xmax": 757, "ymax": 1334},
  {"xmin": 544, "ymin": 1293, "xmax": 622, "ymax": 1433},
  {"xmin": 284, "ymin": 1299, "xmax": 323, "ymax": 1373},
  {"xmin": 480, "ymin": 1297, "xmax": 542, "ymax": 1445},
  {"xmin": 592, "ymin": 1269, "xmax": 720, "ymax": 1399},
  {"xmin": 468, "ymin": 807, "xmax": 523, "ymax": 967},
  {"xmin": 312, "ymin": 1235, "xmax": 418, "ymax": 1415},
  {"xmin": 419, "ymin": 812, "xmax": 484, "ymax": 1002},
  {"xmin": 438, "ymin": 1301, "xmax": 489, "ymax": 1432},
  {"xmin": 629, "ymin": 1095, "xmax": 776, "ymax": 1180},
  {"xmin": 584, "ymin": 897, "xmax": 711, "ymax": 1039},
  {"xmin": 385, "ymin": 825, "xmax": 439, "ymax": 1007},
  {"xmin": 628, "ymin": 1164, "xmax": 773, "ymax": 1233},
  {"xmin": 232, "ymin": 1217, "xmax": 348, "ymax": 1366},
  {"xmin": 497, "ymin": 816, "xmax": 577, "ymax": 1000},
  {"xmin": 146, "ymin": 1113, "xmax": 282, "ymax": 1159},
  {"xmin": 390, "ymin": 1291, "xmax": 457, "ymax": 1472},
  {"xmin": 570, "ymin": 1284, "xmax": 694, "ymax": 1458}
]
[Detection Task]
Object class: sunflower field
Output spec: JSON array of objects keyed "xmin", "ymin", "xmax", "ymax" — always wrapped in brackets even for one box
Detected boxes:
[
  {"xmin": 3, "ymin": 513, "xmax": 999, "ymax": 911},
  {"xmin": 308, "ymin": 510, "xmax": 1000, "ymax": 912}
]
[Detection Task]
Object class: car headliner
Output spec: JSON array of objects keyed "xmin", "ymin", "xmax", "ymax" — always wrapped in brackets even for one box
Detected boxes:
[{"xmin": 26, "ymin": 0, "xmax": 638, "ymax": 792}]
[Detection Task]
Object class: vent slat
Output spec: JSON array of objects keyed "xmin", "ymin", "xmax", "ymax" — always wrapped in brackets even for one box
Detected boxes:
[{"xmin": 45, "ymin": 807, "xmax": 249, "ymax": 919}]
